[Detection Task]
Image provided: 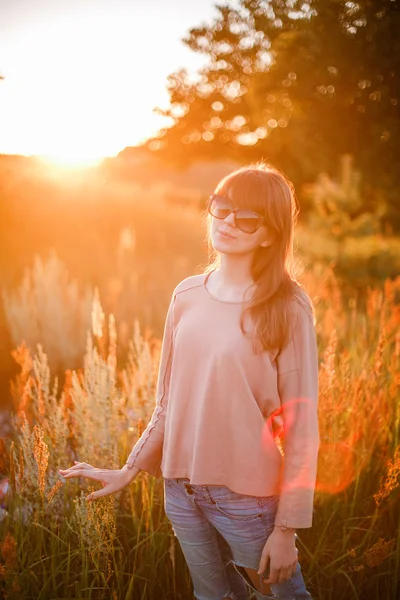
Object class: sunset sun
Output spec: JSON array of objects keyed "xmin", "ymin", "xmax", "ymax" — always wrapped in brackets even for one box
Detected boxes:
[{"xmin": 0, "ymin": 2, "xmax": 210, "ymax": 161}]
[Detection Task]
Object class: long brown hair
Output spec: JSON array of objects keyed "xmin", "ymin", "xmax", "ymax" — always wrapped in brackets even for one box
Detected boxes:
[{"xmin": 204, "ymin": 162, "xmax": 315, "ymax": 354}]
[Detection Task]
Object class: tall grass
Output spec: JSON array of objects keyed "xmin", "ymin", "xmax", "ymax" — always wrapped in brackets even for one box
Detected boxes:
[
  {"xmin": 0, "ymin": 267, "xmax": 399, "ymax": 599},
  {"xmin": 298, "ymin": 269, "xmax": 400, "ymax": 599}
]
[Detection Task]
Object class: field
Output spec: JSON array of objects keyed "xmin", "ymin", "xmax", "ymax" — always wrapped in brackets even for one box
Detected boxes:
[{"xmin": 0, "ymin": 165, "xmax": 399, "ymax": 600}]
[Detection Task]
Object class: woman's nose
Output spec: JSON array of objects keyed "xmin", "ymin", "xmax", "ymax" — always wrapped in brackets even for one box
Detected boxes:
[{"xmin": 223, "ymin": 211, "xmax": 236, "ymax": 227}]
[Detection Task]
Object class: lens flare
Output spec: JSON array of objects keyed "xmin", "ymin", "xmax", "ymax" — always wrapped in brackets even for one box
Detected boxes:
[{"xmin": 262, "ymin": 395, "xmax": 376, "ymax": 496}]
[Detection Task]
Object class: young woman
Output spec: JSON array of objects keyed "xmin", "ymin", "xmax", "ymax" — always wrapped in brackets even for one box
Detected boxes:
[{"xmin": 60, "ymin": 163, "xmax": 320, "ymax": 600}]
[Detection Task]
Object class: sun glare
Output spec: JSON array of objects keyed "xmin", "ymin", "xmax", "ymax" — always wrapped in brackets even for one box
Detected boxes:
[
  {"xmin": 38, "ymin": 152, "xmax": 105, "ymax": 169},
  {"xmin": 0, "ymin": 10, "xmax": 179, "ymax": 162}
]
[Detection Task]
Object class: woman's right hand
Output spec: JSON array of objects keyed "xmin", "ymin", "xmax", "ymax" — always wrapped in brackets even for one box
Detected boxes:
[{"xmin": 58, "ymin": 461, "xmax": 140, "ymax": 502}]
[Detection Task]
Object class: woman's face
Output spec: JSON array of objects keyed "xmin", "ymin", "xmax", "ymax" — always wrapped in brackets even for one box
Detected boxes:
[{"xmin": 209, "ymin": 190, "xmax": 273, "ymax": 256}]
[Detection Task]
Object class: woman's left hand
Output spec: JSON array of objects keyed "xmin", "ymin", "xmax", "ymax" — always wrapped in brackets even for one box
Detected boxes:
[{"xmin": 257, "ymin": 528, "xmax": 298, "ymax": 584}]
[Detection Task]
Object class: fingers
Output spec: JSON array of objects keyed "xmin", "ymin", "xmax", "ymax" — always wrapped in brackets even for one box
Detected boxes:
[
  {"xmin": 264, "ymin": 562, "xmax": 298, "ymax": 584},
  {"xmin": 280, "ymin": 566, "xmax": 294, "ymax": 583},
  {"xmin": 74, "ymin": 462, "xmax": 94, "ymax": 470},
  {"xmin": 59, "ymin": 461, "xmax": 94, "ymax": 474},
  {"xmin": 58, "ymin": 462, "xmax": 121, "ymax": 504},
  {"xmin": 59, "ymin": 467, "xmax": 105, "ymax": 482},
  {"xmin": 264, "ymin": 566, "xmax": 279, "ymax": 584},
  {"xmin": 257, "ymin": 548, "xmax": 270, "ymax": 576},
  {"xmin": 87, "ymin": 486, "xmax": 114, "ymax": 502}
]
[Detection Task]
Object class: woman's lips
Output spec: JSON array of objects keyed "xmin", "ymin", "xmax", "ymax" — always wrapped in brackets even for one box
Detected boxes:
[{"xmin": 218, "ymin": 230, "xmax": 236, "ymax": 239}]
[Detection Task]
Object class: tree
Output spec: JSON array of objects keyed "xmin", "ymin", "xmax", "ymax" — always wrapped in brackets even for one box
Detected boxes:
[{"xmin": 147, "ymin": 0, "xmax": 400, "ymax": 227}]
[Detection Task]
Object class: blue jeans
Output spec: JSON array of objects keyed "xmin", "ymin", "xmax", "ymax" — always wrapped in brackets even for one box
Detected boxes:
[{"xmin": 164, "ymin": 478, "xmax": 312, "ymax": 600}]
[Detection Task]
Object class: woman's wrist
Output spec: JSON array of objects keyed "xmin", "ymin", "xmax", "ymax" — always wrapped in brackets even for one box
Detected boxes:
[
  {"xmin": 273, "ymin": 525, "xmax": 296, "ymax": 535},
  {"xmin": 121, "ymin": 463, "xmax": 141, "ymax": 482}
]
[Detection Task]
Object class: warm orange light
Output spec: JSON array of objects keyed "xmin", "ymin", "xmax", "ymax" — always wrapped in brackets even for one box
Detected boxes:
[
  {"xmin": 261, "ymin": 397, "xmax": 373, "ymax": 495},
  {"xmin": 262, "ymin": 398, "xmax": 319, "ymax": 491},
  {"xmin": 316, "ymin": 437, "xmax": 360, "ymax": 495},
  {"xmin": 0, "ymin": 8, "xmax": 181, "ymax": 161},
  {"xmin": 38, "ymin": 152, "xmax": 104, "ymax": 169}
]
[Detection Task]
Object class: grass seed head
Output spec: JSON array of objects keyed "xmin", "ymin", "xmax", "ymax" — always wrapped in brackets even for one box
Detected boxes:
[{"xmin": 33, "ymin": 425, "xmax": 49, "ymax": 498}]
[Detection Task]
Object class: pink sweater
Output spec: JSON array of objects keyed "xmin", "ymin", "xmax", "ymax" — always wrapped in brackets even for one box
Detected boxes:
[{"xmin": 126, "ymin": 273, "xmax": 320, "ymax": 529}]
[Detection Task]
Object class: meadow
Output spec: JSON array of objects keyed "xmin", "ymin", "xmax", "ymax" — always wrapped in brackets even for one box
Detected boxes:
[{"xmin": 0, "ymin": 159, "xmax": 399, "ymax": 600}]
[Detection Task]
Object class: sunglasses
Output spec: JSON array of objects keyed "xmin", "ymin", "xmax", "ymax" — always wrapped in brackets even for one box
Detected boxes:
[{"xmin": 207, "ymin": 194, "xmax": 265, "ymax": 234}]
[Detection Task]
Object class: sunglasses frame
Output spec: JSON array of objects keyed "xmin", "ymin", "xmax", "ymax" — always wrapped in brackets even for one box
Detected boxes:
[{"xmin": 207, "ymin": 193, "xmax": 265, "ymax": 234}]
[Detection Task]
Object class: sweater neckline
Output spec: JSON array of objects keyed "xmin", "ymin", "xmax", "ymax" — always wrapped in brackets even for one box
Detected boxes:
[{"xmin": 203, "ymin": 271, "xmax": 252, "ymax": 305}]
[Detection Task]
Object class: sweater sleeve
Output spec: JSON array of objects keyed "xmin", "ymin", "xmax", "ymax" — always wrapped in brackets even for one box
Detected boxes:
[
  {"xmin": 274, "ymin": 300, "xmax": 320, "ymax": 529},
  {"xmin": 125, "ymin": 293, "xmax": 175, "ymax": 477}
]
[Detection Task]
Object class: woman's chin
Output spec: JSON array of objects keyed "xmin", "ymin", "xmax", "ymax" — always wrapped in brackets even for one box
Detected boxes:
[
  {"xmin": 212, "ymin": 243, "xmax": 249, "ymax": 257},
  {"xmin": 212, "ymin": 239, "xmax": 237, "ymax": 254}
]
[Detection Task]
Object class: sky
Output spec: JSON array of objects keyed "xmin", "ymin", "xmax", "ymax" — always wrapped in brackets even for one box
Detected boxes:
[{"xmin": 0, "ymin": 0, "xmax": 223, "ymax": 164}]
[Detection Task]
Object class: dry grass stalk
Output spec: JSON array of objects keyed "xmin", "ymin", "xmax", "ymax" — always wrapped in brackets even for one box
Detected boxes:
[
  {"xmin": 47, "ymin": 479, "xmax": 63, "ymax": 504},
  {"xmin": 0, "ymin": 532, "xmax": 17, "ymax": 571},
  {"xmin": 362, "ymin": 538, "xmax": 395, "ymax": 568},
  {"xmin": 72, "ymin": 488, "xmax": 116, "ymax": 582},
  {"xmin": 374, "ymin": 445, "xmax": 400, "ymax": 506},
  {"xmin": 91, "ymin": 287, "xmax": 105, "ymax": 339},
  {"xmin": 9, "ymin": 342, "xmax": 33, "ymax": 416},
  {"xmin": 33, "ymin": 425, "xmax": 50, "ymax": 499},
  {"xmin": 2, "ymin": 251, "xmax": 93, "ymax": 373},
  {"xmin": 120, "ymin": 319, "xmax": 160, "ymax": 424},
  {"xmin": 315, "ymin": 274, "xmax": 398, "ymax": 495},
  {"xmin": 0, "ymin": 533, "xmax": 20, "ymax": 599}
]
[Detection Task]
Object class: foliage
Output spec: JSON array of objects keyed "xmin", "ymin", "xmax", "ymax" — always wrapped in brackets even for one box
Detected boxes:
[
  {"xmin": 0, "ymin": 267, "xmax": 399, "ymax": 598},
  {"xmin": 0, "ymin": 187, "xmax": 207, "ymax": 381},
  {"xmin": 149, "ymin": 0, "xmax": 400, "ymax": 228},
  {"xmin": 1, "ymin": 306, "xmax": 169, "ymax": 599},
  {"xmin": 299, "ymin": 155, "xmax": 400, "ymax": 285},
  {"xmin": 2, "ymin": 251, "xmax": 93, "ymax": 374}
]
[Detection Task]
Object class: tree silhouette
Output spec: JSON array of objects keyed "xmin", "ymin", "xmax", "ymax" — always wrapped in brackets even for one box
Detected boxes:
[{"xmin": 148, "ymin": 0, "xmax": 399, "ymax": 225}]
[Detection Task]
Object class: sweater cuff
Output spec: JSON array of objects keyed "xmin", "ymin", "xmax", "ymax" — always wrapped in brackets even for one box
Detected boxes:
[{"xmin": 125, "ymin": 457, "xmax": 162, "ymax": 478}]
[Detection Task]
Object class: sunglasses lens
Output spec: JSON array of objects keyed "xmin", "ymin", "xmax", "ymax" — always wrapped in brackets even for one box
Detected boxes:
[
  {"xmin": 208, "ymin": 195, "xmax": 262, "ymax": 233},
  {"xmin": 209, "ymin": 196, "xmax": 232, "ymax": 219},
  {"xmin": 235, "ymin": 210, "xmax": 260, "ymax": 233}
]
